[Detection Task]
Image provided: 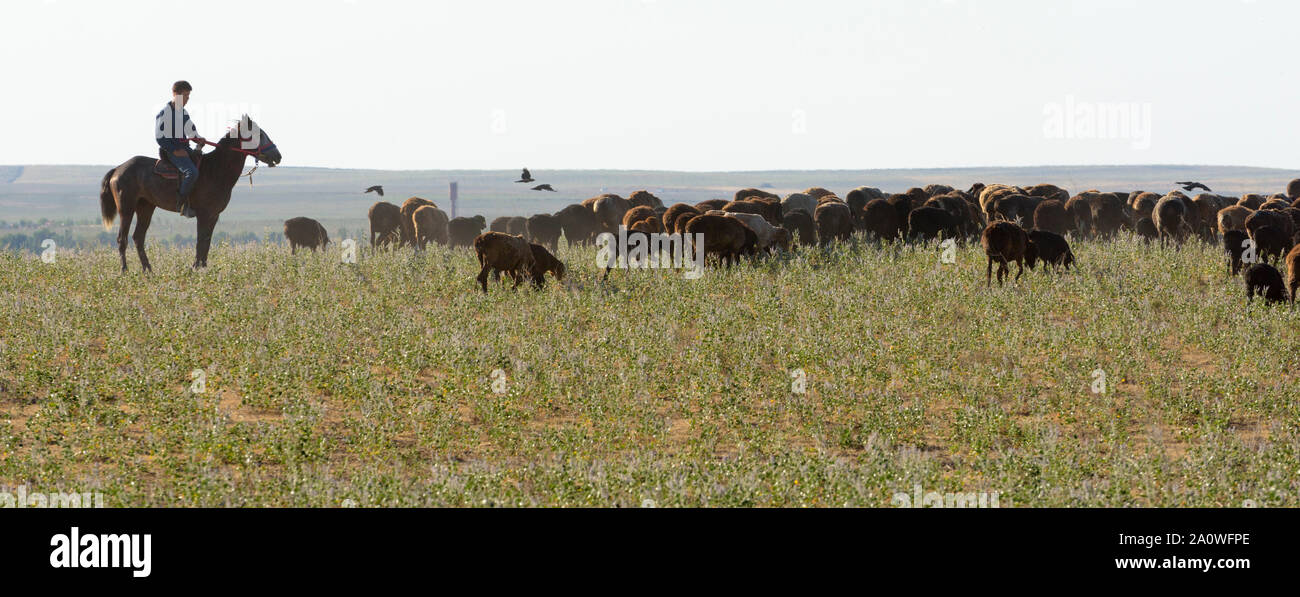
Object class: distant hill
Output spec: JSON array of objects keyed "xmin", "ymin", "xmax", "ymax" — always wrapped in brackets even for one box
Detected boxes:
[{"xmin": 2, "ymin": 164, "xmax": 1295, "ymax": 227}]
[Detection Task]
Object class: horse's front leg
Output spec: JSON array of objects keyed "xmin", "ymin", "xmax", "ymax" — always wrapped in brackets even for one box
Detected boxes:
[{"xmin": 194, "ymin": 211, "xmax": 220, "ymax": 268}]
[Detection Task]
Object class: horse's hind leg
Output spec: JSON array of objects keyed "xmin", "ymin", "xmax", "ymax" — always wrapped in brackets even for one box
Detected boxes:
[
  {"xmin": 132, "ymin": 203, "xmax": 156, "ymax": 272},
  {"xmin": 117, "ymin": 198, "xmax": 136, "ymax": 273}
]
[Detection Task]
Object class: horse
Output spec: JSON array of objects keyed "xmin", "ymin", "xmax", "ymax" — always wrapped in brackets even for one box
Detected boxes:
[{"xmin": 99, "ymin": 114, "xmax": 282, "ymax": 271}]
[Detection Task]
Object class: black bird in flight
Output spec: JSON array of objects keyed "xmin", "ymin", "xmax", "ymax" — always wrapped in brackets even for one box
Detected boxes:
[
  {"xmin": 515, "ymin": 168, "xmax": 535, "ymax": 183},
  {"xmin": 531, "ymin": 184, "xmax": 556, "ymax": 192},
  {"xmin": 1176, "ymin": 181, "xmax": 1212, "ymax": 193},
  {"xmin": 364, "ymin": 185, "xmax": 384, "ymax": 197}
]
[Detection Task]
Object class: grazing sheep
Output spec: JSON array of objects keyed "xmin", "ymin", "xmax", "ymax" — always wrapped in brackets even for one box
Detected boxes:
[
  {"xmin": 1223, "ymin": 230, "xmax": 1248, "ymax": 275},
  {"xmin": 862, "ymin": 198, "xmax": 902, "ymax": 242},
  {"xmin": 589, "ymin": 194, "xmax": 631, "ymax": 234},
  {"xmin": 622, "ymin": 205, "xmax": 659, "ymax": 230},
  {"xmin": 526, "ymin": 213, "xmax": 562, "ymax": 251},
  {"xmin": 400, "ymin": 197, "xmax": 437, "ymax": 248},
  {"xmin": 1250, "ymin": 225, "xmax": 1291, "ymax": 266},
  {"xmin": 988, "ymin": 194, "xmax": 1040, "ymax": 227},
  {"xmin": 907, "ymin": 206, "xmax": 959, "ymax": 242},
  {"xmin": 528, "ymin": 243, "xmax": 565, "ymax": 289},
  {"xmin": 1131, "ymin": 192, "xmax": 1161, "ymax": 221},
  {"xmin": 1136, "ymin": 217, "xmax": 1158, "ymax": 243},
  {"xmin": 284, "ymin": 217, "xmax": 330, "ymax": 254},
  {"xmin": 735, "ymin": 188, "xmax": 781, "ymax": 203},
  {"xmin": 1286, "ymin": 244, "xmax": 1300, "ymax": 303},
  {"xmin": 1152, "ymin": 195, "xmax": 1191, "ymax": 246},
  {"xmin": 506, "ymin": 217, "xmax": 528, "ymax": 236},
  {"xmin": 1288, "ymin": 179, "xmax": 1300, "ymax": 200},
  {"xmin": 1027, "ymin": 229, "xmax": 1074, "ymax": 272},
  {"xmin": 628, "ymin": 190, "xmax": 664, "ymax": 209},
  {"xmin": 1261, "ymin": 199, "xmax": 1291, "ymax": 212},
  {"xmin": 1245, "ymin": 208, "xmax": 1295, "ymax": 241},
  {"xmin": 474, "ymin": 232, "xmax": 535, "ymax": 292},
  {"xmin": 1083, "ymin": 191, "xmax": 1129, "ymax": 238},
  {"xmin": 1064, "ymin": 195, "xmax": 1093, "ymax": 238},
  {"xmin": 1032, "ymin": 199, "xmax": 1071, "ymax": 236},
  {"xmin": 803, "ymin": 187, "xmax": 837, "ymax": 200},
  {"xmin": 412, "ymin": 205, "xmax": 450, "ymax": 249},
  {"xmin": 683, "ymin": 214, "xmax": 749, "ymax": 267},
  {"xmin": 724, "ymin": 211, "xmax": 789, "ymax": 252},
  {"xmin": 556, "ymin": 203, "xmax": 600, "ymax": 246},
  {"xmin": 1025, "ymin": 183, "xmax": 1070, "ymax": 203},
  {"xmin": 449, "ymin": 215, "xmax": 487, "ymax": 249},
  {"xmin": 978, "ymin": 184, "xmax": 1022, "ymax": 214},
  {"xmin": 1238, "ymin": 194, "xmax": 1267, "ymax": 210},
  {"xmin": 814, "ymin": 201, "xmax": 854, "ymax": 245},
  {"xmin": 923, "ymin": 184, "xmax": 955, "ymax": 198},
  {"xmin": 368, "ymin": 201, "xmax": 402, "ymax": 250},
  {"xmin": 1218, "ymin": 205, "xmax": 1253, "ymax": 235},
  {"xmin": 844, "ymin": 187, "xmax": 884, "ymax": 226},
  {"xmin": 695, "ymin": 199, "xmax": 729, "ymax": 212},
  {"xmin": 490, "ymin": 216, "xmax": 512, "ymax": 233},
  {"xmin": 981, "ymin": 221, "xmax": 1036, "ymax": 286},
  {"xmin": 1188, "ymin": 194, "xmax": 1223, "ymax": 241},
  {"xmin": 1244, "ymin": 263, "xmax": 1286, "ymax": 304},
  {"xmin": 782, "ymin": 208, "xmax": 817, "ymax": 246},
  {"xmin": 663, "ymin": 203, "xmax": 702, "ymax": 234},
  {"xmin": 723, "ymin": 198, "xmax": 781, "ymax": 226},
  {"xmin": 782, "ymin": 193, "xmax": 820, "ymax": 219}
]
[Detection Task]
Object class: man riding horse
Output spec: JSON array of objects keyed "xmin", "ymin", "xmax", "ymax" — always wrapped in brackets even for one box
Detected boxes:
[{"xmin": 155, "ymin": 80, "xmax": 205, "ymax": 217}]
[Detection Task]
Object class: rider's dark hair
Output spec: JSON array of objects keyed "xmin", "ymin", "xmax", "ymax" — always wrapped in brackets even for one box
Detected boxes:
[{"xmin": 172, "ymin": 80, "xmax": 193, "ymax": 94}]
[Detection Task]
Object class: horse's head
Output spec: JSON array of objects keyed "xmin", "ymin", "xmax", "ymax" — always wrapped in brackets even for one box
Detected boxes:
[{"xmin": 227, "ymin": 114, "xmax": 282, "ymax": 167}]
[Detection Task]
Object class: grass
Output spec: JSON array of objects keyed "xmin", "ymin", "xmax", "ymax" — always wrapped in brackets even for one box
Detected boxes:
[{"xmin": 1, "ymin": 233, "xmax": 1298, "ymax": 507}]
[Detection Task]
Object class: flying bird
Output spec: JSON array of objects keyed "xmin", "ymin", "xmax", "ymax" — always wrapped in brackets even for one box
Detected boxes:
[
  {"xmin": 1176, "ymin": 181, "xmax": 1212, "ymax": 193},
  {"xmin": 531, "ymin": 184, "xmax": 556, "ymax": 192},
  {"xmin": 515, "ymin": 168, "xmax": 534, "ymax": 183},
  {"xmin": 364, "ymin": 185, "xmax": 384, "ymax": 196}
]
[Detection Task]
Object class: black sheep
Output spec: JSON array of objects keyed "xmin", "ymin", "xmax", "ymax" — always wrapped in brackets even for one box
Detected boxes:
[
  {"xmin": 1027, "ymin": 229, "xmax": 1074, "ymax": 271},
  {"xmin": 1244, "ymin": 263, "xmax": 1287, "ymax": 304},
  {"xmin": 1223, "ymin": 229, "xmax": 1248, "ymax": 275}
]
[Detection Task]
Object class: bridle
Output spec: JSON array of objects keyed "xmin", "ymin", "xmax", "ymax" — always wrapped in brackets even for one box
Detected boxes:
[{"xmin": 185, "ymin": 133, "xmax": 278, "ymax": 186}]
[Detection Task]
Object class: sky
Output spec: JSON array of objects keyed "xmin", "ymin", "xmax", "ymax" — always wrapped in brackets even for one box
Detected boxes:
[{"xmin": 1, "ymin": 0, "xmax": 1296, "ymax": 172}]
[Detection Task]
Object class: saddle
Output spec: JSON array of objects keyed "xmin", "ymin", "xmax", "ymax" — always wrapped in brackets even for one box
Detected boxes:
[{"xmin": 153, "ymin": 148, "xmax": 204, "ymax": 179}]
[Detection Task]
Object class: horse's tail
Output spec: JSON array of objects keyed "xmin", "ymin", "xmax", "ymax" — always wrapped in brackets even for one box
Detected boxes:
[{"xmin": 99, "ymin": 168, "xmax": 117, "ymax": 230}]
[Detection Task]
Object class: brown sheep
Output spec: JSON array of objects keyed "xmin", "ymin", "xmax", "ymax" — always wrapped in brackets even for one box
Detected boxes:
[
  {"xmin": 782, "ymin": 208, "xmax": 817, "ymax": 246},
  {"xmin": 988, "ymin": 194, "xmax": 1041, "ymax": 227},
  {"xmin": 399, "ymin": 197, "xmax": 437, "ymax": 248},
  {"xmin": 622, "ymin": 205, "xmax": 658, "ymax": 230},
  {"xmin": 628, "ymin": 190, "xmax": 664, "ymax": 209},
  {"xmin": 473, "ymin": 232, "xmax": 535, "ymax": 292},
  {"xmin": 1025, "ymin": 183, "xmax": 1070, "ymax": 203},
  {"xmin": 1064, "ymin": 195, "xmax": 1093, "ymax": 238},
  {"xmin": 284, "ymin": 217, "xmax": 329, "ymax": 254},
  {"xmin": 1238, "ymin": 194, "xmax": 1267, "ymax": 210},
  {"xmin": 863, "ymin": 198, "xmax": 902, "ymax": 242},
  {"xmin": 489, "ymin": 216, "xmax": 512, "ymax": 233},
  {"xmin": 449, "ymin": 215, "xmax": 487, "ymax": 249},
  {"xmin": 1245, "ymin": 209, "xmax": 1295, "ymax": 241},
  {"xmin": 1032, "ymin": 199, "xmax": 1071, "ymax": 236},
  {"xmin": 1223, "ymin": 230, "xmax": 1248, "ymax": 275},
  {"xmin": 1244, "ymin": 263, "xmax": 1286, "ymax": 304},
  {"xmin": 908, "ymin": 206, "xmax": 959, "ymax": 242},
  {"xmin": 1249, "ymin": 225, "xmax": 1291, "ymax": 266},
  {"xmin": 1152, "ymin": 195, "xmax": 1191, "ymax": 246},
  {"xmin": 555, "ymin": 204, "xmax": 600, "ymax": 246},
  {"xmin": 978, "ymin": 184, "xmax": 1022, "ymax": 214},
  {"xmin": 695, "ymin": 199, "xmax": 729, "ymax": 212},
  {"xmin": 1131, "ymin": 192, "xmax": 1161, "ymax": 221},
  {"xmin": 1218, "ymin": 205, "xmax": 1253, "ymax": 235},
  {"xmin": 1261, "ymin": 199, "xmax": 1291, "ymax": 212},
  {"xmin": 526, "ymin": 213, "xmax": 562, "ymax": 251},
  {"xmin": 1084, "ymin": 191, "xmax": 1129, "ymax": 238},
  {"xmin": 662, "ymin": 203, "xmax": 702, "ymax": 234},
  {"xmin": 1027, "ymin": 229, "xmax": 1074, "ymax": 272},
  {"xmin": 590, "ymin": 194, "xmax": 631, "ymax": 234},
  {"xmin": 1188, "ymin": 194, "xmax": 1223, "ymax": 241},
  {"xmin": 683, "ymin": 214, "xmax": 748, "ymax": 267},
  {"xmin": 803, "ymin": 187, "xmax": 837, "ymax": 200},
  {"xmin": 981, "ymin": 221, "xmax": 1036, "ymax": 286},
  {"xmin": 1286, "ymin": 244, "xmax": 1300, "ymax": 303},
  {"xmin": 1136, "ymin": 217, "xmax": 1158, "ymax": 243},
  {"xmin": 814, "ymin": 201, "xmax": 854, "ymax": 245},
  {"xmin": 528, "ymin": 243, "xmax": 565, "ymax": 289},
  {"xmin": 782, "ymin": 193, "xmax": 820, "ymax": 219},
  {"xmin": 735, "ymin": 188, "xmax": 781, "ymax": 203},
  {"xmin": 1288, "ymin": 179, "xmax": 1300, "ymax": 201},
  {"xmin": 412, "ymin": 205, "xmax": 450, "ymax": 249},
  {"xmin": 368, "ymin": 201, "xmax": 402, "ymax": 250},
  {"xmin": 506, "ymin": 216, "xmax": 528, "ymax": 236},
  {"xmin": 722, "ymin": 199, "xmax": 781, "ymax": 226},
  {"xmin": 923, "ymin": 184, "xmax": 956, "ymax": 198}
]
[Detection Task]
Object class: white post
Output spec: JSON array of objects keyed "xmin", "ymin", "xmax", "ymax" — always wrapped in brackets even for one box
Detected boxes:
[{"xmin": 450, "ymin": 181, "xmax": 458, "ymax": 219}]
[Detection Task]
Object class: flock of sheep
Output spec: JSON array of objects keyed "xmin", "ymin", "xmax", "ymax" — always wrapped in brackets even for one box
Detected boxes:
[{"xmin": 277, "ymin": 177, "xmax": 1300, "ymax": 299}]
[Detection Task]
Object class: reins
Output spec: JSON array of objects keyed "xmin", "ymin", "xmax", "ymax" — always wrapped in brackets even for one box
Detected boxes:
[{"xmin": 186, "ymin": 136, "xmax": 274, "ymax": 187}]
